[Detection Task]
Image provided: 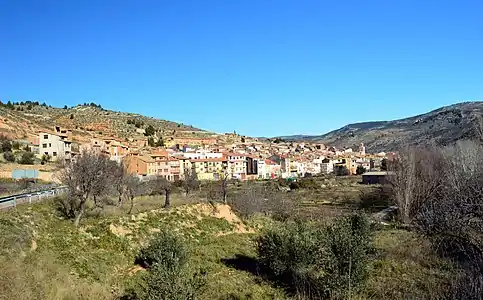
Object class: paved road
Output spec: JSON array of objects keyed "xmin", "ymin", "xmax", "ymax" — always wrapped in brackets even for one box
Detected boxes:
[{"xmin": 0, "ymin": 186, "xmax": 68, "ymax": 210}]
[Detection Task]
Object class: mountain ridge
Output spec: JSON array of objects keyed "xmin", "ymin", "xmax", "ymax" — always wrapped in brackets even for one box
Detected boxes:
[{"xmin": 276, "ymin": 101, "xmax": 483, "ymax": 152}]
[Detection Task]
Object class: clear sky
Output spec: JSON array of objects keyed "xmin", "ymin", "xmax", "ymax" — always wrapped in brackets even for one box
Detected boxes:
[{"xmin": 1, "ymin": 0, "xmax": 482, "ymax": 137}]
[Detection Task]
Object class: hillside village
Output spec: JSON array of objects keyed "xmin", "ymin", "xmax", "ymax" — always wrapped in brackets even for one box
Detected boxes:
[{"xmin": 0, "ymin": 101, "xmax": 392, "ymax": 181}]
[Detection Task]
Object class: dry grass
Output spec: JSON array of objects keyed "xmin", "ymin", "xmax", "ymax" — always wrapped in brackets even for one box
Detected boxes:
[
  {"xmin": 363, "ymin": 229, "xmax": 455, "ymax": 300},
  {"xmin": 0, "ymin": 253, "xmax": 111, "ymax": 300}
]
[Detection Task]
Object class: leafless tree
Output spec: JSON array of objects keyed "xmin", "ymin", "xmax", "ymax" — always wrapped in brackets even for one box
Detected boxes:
[
  {"xmin": 389, "ymin": 141, "xmax": 483, "ymax": 297},
  {"xmin": 388, "ymin": 146, "xmax": 446, "ymax": 224},
  {"xmin": 57, "ymin": 150, "xmax": 112, "ymax": 226},
  {"xmin": 220, "ymin": 166, "xmax": 230, "ymax": 204},
  {"xmin": 123, "ymin": 173, "xmax": 142, "ymax": 214},
  {"xmin": 109, "ymin": 161, "xmax": 127, "ymax": 206},
  {"xmin": 151, "ymin": 176, "xmax": 173, "ymax": 208},
  {"xmin": 182, "ymin": 167, "xmax": 199, "ymax": 196},
  {"xmin": 229, "ymin": 181, "xmax": 294, "ymax": 220}
]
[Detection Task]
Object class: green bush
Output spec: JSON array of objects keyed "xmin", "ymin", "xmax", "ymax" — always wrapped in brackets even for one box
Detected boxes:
[
  {"xmin": 125, "ymin": 267, "xmax": 206, "ymax": 300},
  {"xmin": 257, "ymin": 214, "xmax": 371, "ymax": 299},
  {"xmin": 11, "ymin": 141, "xmax": 21, "ymax": 150},
  {"xmin": 136, "ymin": 230, "xmax": 187, "ymax": 269},
  {"xmin": 1, "ymin": 140, "xmax": 12, "ymax": 153},
  {"xmin": 3, "ymin": 151, "xmax": 15, "ymax": 162},
  {"xmin": 126, "ymin": 230, "xmax": 206, "ymax": 300},
  {"xmin": 324, "ymin": 213, "xmax": 371, "ymax": 297},
  {"xmin": 18, "ymin": 151, "xmax": 35, "ymax": 165},
  {"xmin": 356, "ymin": 165, "xmax": 366, "ymax": 175}
]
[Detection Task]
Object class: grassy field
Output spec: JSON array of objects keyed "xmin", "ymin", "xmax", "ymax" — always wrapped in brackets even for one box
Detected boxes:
[{"xmin": 0, "ymin": 177, "xmax": 456, "ymax": 300}]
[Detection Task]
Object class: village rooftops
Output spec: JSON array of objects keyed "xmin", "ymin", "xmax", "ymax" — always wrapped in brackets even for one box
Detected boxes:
[
  {"xmin": 135, "ymin": 155, "xmax": 156, "ymax": 163},
  {"xmin": 190, "ymin": 157, "xmax": 227, "ymax": 162}
]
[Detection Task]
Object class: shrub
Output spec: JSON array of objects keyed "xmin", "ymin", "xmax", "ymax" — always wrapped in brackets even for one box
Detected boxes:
[
  {"xmin": 41, "ymin": 154, "xmax": 50, "ymax": 164},
  {"xmin": 334, "ymin": 165, "xmax": 350, "ymax": 176},
  {"xmin": 18, "ymin": 152, "xmax": 35, "ymax": 164},
  {"xmin": 3, "ymin": 151, "xmax": 15, "ymax": 162},
  {"xmin": 289, "ymin": 181, "xmax": 300, "ymax": 190},
  {"xmin": 1, "ymin": 140, "xmax": 12, "ymax": 153},
  {"xmin": 297, "ymin": 178, "xmax": 319, "ymax": 190},
  {"xmin": 257, "ymin": 214, "xmax": 371, "ymax": 299},
  {"xmin": 356, "ymin": 165, "xmax": 366, "ymax": 175},
  {"xmin": 11, "ymin": 141, "xmax": 21, "ymax": 150},
  {"xmin": 136, "ymin": 230, "xmax": 188, "ymax": 269},
  {"xmin": 125, "ymin": 230, "xmax": 206, "ymax": 300}
]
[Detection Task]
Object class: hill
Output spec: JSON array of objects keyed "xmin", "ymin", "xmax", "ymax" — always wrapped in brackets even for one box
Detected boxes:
[
  {"xmin": 279, "ymin": 101, "xmax": 483, "ymax": 152},
  {"xmin": 0, "ymin": 101, "xmax": 210, "ymax": 144}
]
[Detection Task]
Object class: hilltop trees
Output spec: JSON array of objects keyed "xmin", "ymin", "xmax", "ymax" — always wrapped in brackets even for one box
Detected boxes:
[
  {"xmin": 147, "ymin": 137, "xmax": 155, "ymax": 147},
  {"xmin": 145, "ymin": 125, "xmax": 155, "ymax": 136},
  {"xmin": 155, "ymin": 137, "xmax": 164, "ymax": 147}
]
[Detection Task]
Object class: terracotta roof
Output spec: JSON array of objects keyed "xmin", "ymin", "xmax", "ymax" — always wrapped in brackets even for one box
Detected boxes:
[
  {"xmin": 136, "ymin": 155, "xmax": 155, "ymax": 163},
  {"xmin": 190, "ymin": 157, "xmax": 227, "ymax": 162},
  {"xmin": 151, "ymin": 150, "xmax": 168, "ymax": 157}
]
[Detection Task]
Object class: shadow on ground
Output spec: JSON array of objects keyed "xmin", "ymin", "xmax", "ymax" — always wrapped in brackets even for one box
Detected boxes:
[{"xmin": 221, "ymin": 254, "xmax": 298, "ymax": 297}]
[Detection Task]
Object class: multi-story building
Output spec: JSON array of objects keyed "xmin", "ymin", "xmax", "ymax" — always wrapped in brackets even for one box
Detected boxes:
[
  {"xmin": 81, "ymin": 137, "xmax": 129, "ymax": 163},
  {"xmin": 246, "ymin": 155, "xmax": 258, "ymax": 181},
  {"xmin": 38, "ymin": 127, "xmax": 72, "ymax": 161},
  {"xmin": 123, "ymin": 153, "xmax": 157, "ymax": 177},
  {"xmin": 190, "ymin": 157, "xmax": 228, "ymax": 180},
  {"xmin": 225, "ymin": 152, "xmax": 247, "ymax": 180},
  {"xmin": 320, "ymin": 158, "xmax": 334, "ymax": 174},
  {"xmin": 182, "ymin": 150, "xmax": 223, "ymax": 160},
  {"xmin": 267, "ymin": 160, "xmax": 281, "ymax": 178},
  {"xmin": 257, "ymin": 159, "xmax": 267, "ymax": 179}
]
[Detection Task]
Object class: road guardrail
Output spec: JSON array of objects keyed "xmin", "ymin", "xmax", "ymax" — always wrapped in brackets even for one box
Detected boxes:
[{"xmin": 0, "ymin": 186, "xmax": 68, "ymax": 209}]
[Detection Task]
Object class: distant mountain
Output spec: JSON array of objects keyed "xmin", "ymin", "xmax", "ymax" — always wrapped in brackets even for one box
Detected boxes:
[{"xmin": 278, "ymin": 102, "xmax": 483, "ymax": 152}]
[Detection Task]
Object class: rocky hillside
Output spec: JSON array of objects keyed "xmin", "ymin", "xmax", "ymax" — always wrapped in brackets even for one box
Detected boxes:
[
  {"xmin": 281, "ymin": 102, "xmax": 483, "ymax": 152},
  {"xmin": 0, "ymin": 102, "xmax": 209, "ymax": 143}
]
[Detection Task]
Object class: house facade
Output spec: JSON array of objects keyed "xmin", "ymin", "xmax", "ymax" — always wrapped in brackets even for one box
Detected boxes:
[
  {"xmin": 38, "ymin": 129, "xmax": 72, "ymax": 161},
  {"xmin": 123, "ymin": 153, "xmax": 156, "ymax": 177}
]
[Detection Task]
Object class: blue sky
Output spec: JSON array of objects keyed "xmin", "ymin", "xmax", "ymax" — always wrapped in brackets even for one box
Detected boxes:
[{"xmin": 1, "ymin": 0, "xmax": 482, "ymax": 137}]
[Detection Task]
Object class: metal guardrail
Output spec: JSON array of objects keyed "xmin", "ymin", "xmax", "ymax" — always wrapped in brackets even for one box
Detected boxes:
[{"xmin": 0, "ymin": 186, "xmax": 68, "ymax": 209}]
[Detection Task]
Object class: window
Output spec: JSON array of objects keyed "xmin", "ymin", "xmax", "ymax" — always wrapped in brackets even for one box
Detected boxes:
[
  {"xmin": 53, "ymin": 152, "xmax": 57, "ymax": 156},
  {"xmin": 49, "ymin": 143, "xmax": 51, "ymax": 147},
  {"xmin": 44, "ymin": 135, "xmax": 48, "ymax": 139},
  {"xmin": 42, "ymin": 144, "xmax": 47, "ymax": 148}
]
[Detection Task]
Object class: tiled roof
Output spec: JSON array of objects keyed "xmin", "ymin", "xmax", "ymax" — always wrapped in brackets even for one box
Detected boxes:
[{"xmin": 190, "ymin": 157, "xmax": 227, "ymax": 162}]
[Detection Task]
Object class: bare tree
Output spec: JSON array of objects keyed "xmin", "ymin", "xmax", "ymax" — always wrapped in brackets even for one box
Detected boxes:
[
  {"xmin": 389, "ymin": 141, "xmax": 483, "ymax": 297},
  {"xmin": 182, "ymin": 167, "xmax": 199, "ymax": 196},
  {"xmin": 220, "ymin": 166, "xmax": 230, "ymax": 204},
  {"xmin": 230, "ymin": 181, "xmax": 294, "ymax": 220},
  {"xmin": 109, "ymin": 161, "xmax": 127, "ymax": 206},
  {"xmin": 123, "ymin": 174, "xmax": 142, "ymax": 214},
  {"xmin": 388, "ymin": 146, "xmax": 446, "ymax": 224},
  {"xmin": 151, "ymin": 177, "xmax": 173, "ymax": 208},
  {"xmin": 58, "ymin": 150, "xmax": 112, "ymax": 226}
]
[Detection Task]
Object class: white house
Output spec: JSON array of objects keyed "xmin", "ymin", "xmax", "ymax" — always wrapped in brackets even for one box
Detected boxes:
[{"xmin": 38, "ymin": 130, "xmax": 72, "ymax": 161}]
